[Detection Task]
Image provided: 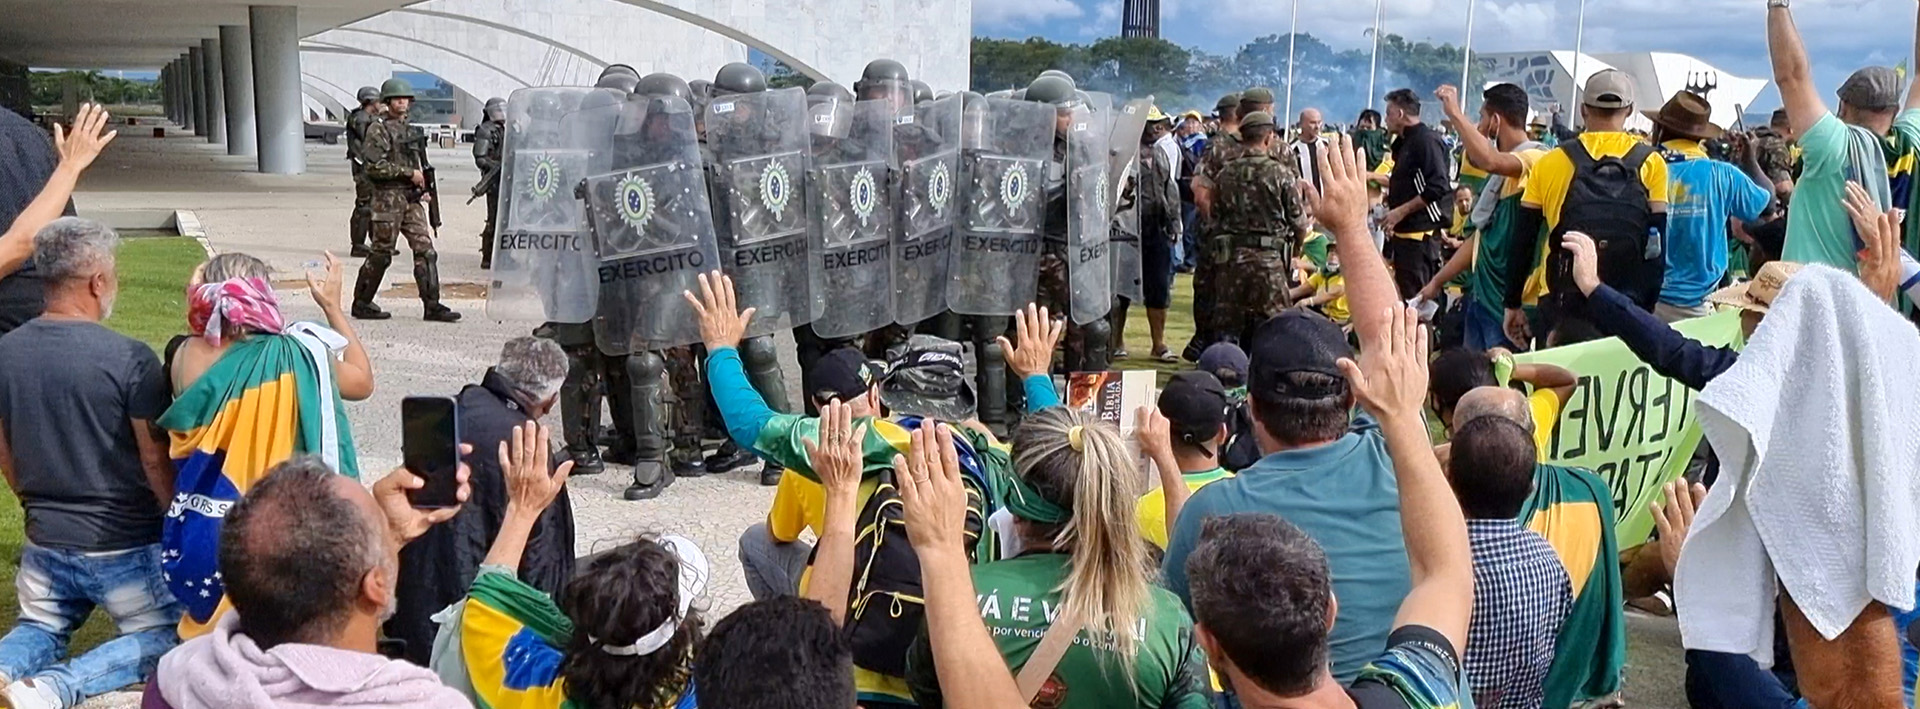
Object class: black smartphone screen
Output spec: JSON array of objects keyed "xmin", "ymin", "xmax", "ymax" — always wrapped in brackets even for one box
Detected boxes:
[{"xmin": 402, "ymin": 396, "xmax": 461, "ymax": 509}]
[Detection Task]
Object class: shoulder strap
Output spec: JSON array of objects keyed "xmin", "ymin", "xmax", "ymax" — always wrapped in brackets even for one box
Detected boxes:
[
  {"xmin": 1563, "ymin": 138, "xmax": 1596, "ymax": 170},
  {"xmin": 1016, "ymin": 611, "xmax": 1084, "ymax": 703},
  {"xmin": 1621, "ymin": 142, "xmax": 1656, "ymax": 171}
]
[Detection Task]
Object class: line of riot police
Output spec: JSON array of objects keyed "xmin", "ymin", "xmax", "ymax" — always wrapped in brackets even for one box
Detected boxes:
[{"xmin": 484, "ymin": 61, "xmax": 1151, "ymax": 500}]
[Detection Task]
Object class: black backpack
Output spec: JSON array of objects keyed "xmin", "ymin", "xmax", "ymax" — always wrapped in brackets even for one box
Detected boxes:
[
  {"xmin": 840, "ymin": 437, "xmax": 989, "ymax": 676},
  {"xmin": 1220, "ymin": 398, "xmax": 1261, "ymax": 473},
  {"xmin": 1547, "ymin": 140, "xmax": 1665, "ymax": 310}
]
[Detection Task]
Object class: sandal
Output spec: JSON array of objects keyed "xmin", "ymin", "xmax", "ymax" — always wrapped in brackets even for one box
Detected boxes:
[
  {"xmin": 1111, "ymin": 348, "xmax": 1130, "ymax": 360},
  {"xmin": 1151, "ymin": 347, "xmax": 1179, "ymax": 363}
]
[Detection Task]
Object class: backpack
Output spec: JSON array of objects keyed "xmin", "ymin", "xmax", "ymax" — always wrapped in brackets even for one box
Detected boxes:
[
  {"xmin": 840, "ymin": 420, "xmax": 990, "ymax": 676},
  {"xmin": 1547, "ymin": 140, "xmax": 1665, "ymax": 310},
  {"xmin": 1220, "ymin": 398, "xmax": 1261, "ymax": 473}
]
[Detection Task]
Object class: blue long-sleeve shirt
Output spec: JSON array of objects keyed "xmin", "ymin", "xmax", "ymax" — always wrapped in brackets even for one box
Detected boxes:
[
  {"xmin": 1023, "ymin": 374, "xmax": 1060, "ymax": 411},
  {"xmin": 1584, "ymin": 284, "xmax": 1738, "ymax": 391},
  {"xmin": 706, "ymin": 347, "xmax": 779, "ymax": 458}
]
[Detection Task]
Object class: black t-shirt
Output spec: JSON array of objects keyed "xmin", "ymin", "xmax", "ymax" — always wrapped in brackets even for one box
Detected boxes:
[{"xmin": 0, "ymin": 319, "xmax": 171, "ymax": 550}]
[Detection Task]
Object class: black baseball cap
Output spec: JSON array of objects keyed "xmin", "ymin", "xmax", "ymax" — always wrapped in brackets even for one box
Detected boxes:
[
  {"xmin": 880, "ymin": 335, "xmax": 976, "ymax": 421},
  {"xmin": 1247, "ymin": 310, "xmax": 1352, "ymax": 401},
  {"xmin": 1159, "ymin": 372, "xmax": 1230, "ymax": 454},
  {"xmin": 1197, "ymin": 342, "xmax": 1249, "ymax": 387},
  {"xmin": 804, "ymin": 347, "xmax": 877, "ymax": 404}
]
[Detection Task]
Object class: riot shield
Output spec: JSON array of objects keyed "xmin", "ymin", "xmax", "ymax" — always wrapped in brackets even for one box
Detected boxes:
[
  {"xmin": 1107, "ymin": 97, "xmax": 1153, "ymax": 303},
  {"xmin": 807, "ymin": 99, "xmax": 895, "ymax": 338},
  {"xmin": 892, "ymin": 94, "xmax": 961, "ymax": 326},
  {"xmin": 587, "ymin": 94, "xmax": 721, "ymax": 353},
  {"xmin": 948, "ymin": 97, "xmax": 1054, "ymax": 316},
  {"xmin": 1066, "ymin": 103, "xmax": 1113, "ymax": 325},
  {"xmin": 706, "ymin": 87, "xmax": 814, "ymax": 337},
  {"xmin": 488, "ymin": 86, "xmax": 612, "ymax": 324}
]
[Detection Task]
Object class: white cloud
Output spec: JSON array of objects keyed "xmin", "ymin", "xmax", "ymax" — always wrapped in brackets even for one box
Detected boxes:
[
  {"xmin": 1088, "ymin": 0, "xmax": 1121, "ymax": 36},
  {"xmin": 974, "ymin": 0, "xmax": 1086, "ymax": 28}
]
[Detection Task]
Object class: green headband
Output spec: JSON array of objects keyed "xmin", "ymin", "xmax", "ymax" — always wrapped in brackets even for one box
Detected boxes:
[{"xmin": 996, "ymin": 464, "xmax": 1071, "ymax": 525}]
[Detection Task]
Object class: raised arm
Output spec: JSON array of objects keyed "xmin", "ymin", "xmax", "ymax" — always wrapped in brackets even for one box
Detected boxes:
[
  {"xmin": 799, "ymin": 401, "xmax": 868, "ymax": 626},
  {"xmin": 0, "ymin": 103, "xmax": 117, "ymax": 280},
  {"xmin": 304, "ymin": 253, "xmax": 373, "ymax": 400},
  {"xmin": 1313, "ymin": 134, "xmax": 1398, "ymax": 341},
  {"xmin": 1337, "ymin": 306, "xmax": 1473, "ymax": 651},
  {"xmin": 481, "ymin": 423, "xmax": 573, "ymax": 571},
  {"xmin": 1437, "ymin": 86, "xmax": 1525, "ymax": 178},
  {"xmin": 1769, "ymin": 3, "xmax": 1829, "ymax": 137}
]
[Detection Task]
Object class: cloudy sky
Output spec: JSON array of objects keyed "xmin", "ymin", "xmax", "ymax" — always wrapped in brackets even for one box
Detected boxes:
[{"xmin": 972, "ymin": 0, "xmax": 1917, "ymax": 110}]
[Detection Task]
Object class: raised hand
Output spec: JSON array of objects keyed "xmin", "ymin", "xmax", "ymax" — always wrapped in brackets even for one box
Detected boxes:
[
  {"xmin": 1336, "ymin": 305, "xmax": 1430, "ymax": 424},
  {"xmin": 305, "ymin": 252, "xmax": 345, "ymax": 313},
  {"xmin": 895, "ymin": 423, "xmax": 968, "ymax": 554},
  {"xmin": 498, "ymin": 422, "xmax": 573, "ymax": 514},
  {"xmin": 372, "ymin": 442, "xmax": 472, "ymax": 546},
  {"xmin": 996, "ymin": 303, "xmax": 1065, "ymax": 380},
  {"xmin": 1650, "ymin": 478, "xmax": 1708, "ymax": 577},
  {"xmin": 683, "ymin": 270, "xmax": 757, "ymax": 350},
  {"xmin": 1135, "ymin": 404, "xmax": 1173, "ymax": 462},
  {"xmin": 1310, "ymin": 134, "xmax": 1370, "ymax": 239},
  {"xmin": 1843, "ymin": 181, "xmax": 1904, "ymax": 304},
  {"xmin": 802, "ymin": 399, "xmax": 869, "ymax": 497},
  {"xmin": 55, "ymin": 103, "xmax": 118, "ymax": 173}
]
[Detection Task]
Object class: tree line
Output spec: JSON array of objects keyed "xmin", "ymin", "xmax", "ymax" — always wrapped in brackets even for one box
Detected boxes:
[{"xmin": 31, "ymin": 70, "xmax": 160, "ymax": 107}]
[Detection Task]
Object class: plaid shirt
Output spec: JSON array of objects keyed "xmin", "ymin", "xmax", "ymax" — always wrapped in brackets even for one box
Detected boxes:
[{"xmin": 1465, "ymin": 518, "xmax": 1573, "ymax": 709}]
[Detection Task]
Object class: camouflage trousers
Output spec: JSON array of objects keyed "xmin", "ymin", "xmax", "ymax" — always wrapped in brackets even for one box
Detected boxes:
[
  {"xmin": 350, "ymin": 170, "xmax": 372, "ymax": 251},
  {"xmin": 354, "ymin": 191, "xmax": 442, "ymax": 308},
  {"xmin": 555, "ymin": 335, "xmax": 705, "ymax": 465},
  {"xmin": 1037, "ymin": 249, "xmax": 1107, "ymax": 371},
  {"xmin": 1210, "ymin": 244, "xmax": 1294, "ymax": 346}
]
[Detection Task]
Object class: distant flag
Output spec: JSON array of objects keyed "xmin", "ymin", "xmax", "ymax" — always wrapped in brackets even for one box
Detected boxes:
[{"xmin": 1899, "ymin": 60, "xmax": 1909, "ymax": 82}]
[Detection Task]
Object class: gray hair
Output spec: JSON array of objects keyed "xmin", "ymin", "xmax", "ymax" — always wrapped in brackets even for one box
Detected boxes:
[
  {"xmin": 202, "ymin": 252, "xmax": 271, "ymax": 283},
  {"xmin": 33, "ymin": 217, "xmax": 119, "ymax": 283},
  {"xmin": 219, "ymin": 455, "xmax": 385, "ymax": 649},
  {"xmin": 497, "ymin": 336, "xmax": 568, "ymax": 401},
  {"xmin": 1454, "ymin": 386, "xmax": 1535, "ymax": 433}
]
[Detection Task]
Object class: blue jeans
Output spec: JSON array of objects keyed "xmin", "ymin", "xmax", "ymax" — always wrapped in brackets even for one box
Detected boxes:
[
  {"xmin": 0, "ymin": 543, "xmax": 180, "ymax": 706},
  {"xmin": 1462, "ymin": 302, "xmax": 1518, "ymax": 351},
  {"xmin": 1178, "ymin": 202, "xmax": 1199, "ymax": 270}
]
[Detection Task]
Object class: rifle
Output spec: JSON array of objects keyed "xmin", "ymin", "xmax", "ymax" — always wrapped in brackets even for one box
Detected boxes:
[
  {"xmin": 424, "ymin": 166, "xmax": 442, "ymax": 236},
  {"xmin": 468, "ymin": 163, "xmax": 500, "ymax": 204}
]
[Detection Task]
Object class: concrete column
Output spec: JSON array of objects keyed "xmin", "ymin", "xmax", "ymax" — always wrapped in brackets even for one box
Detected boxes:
[
  {"xmin": 179, "ymin": 54, "xmax": 196, "ymax": 132},
  {"xmin": 188, "ymin": 46, "xmax": 208, "ymax": 136},
  {"xmin": 220, "ymin": 25, "xmax": 257, "ymax": 157},
  {"xmin": 250, "ymin": 5, "xmax": 304, "ymax": 174},
  {"xmin": 167, "ymin": 61, "xmax": 179, "ymax": 123},
  {"xmin": 160, "ymin": 65, "xmax": 172, "ymax": 122},
  {"xmin": 201, "ymin": 38, "xmax": 227, "ymax": 145},
  {"xmin": 60, "ymin": 74, "xmax": 79, "ymax": 121}
]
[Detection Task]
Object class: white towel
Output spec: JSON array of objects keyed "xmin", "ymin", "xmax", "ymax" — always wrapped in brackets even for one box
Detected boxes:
[{"xmin": 1678, "ymin": 265, "xmax": 1920, "ymax": 666}]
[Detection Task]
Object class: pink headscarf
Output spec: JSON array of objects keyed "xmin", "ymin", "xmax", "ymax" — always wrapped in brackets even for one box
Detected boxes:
[{"xmin": 187, "ymin": 277, "xmax": 285, "ymax": 346}]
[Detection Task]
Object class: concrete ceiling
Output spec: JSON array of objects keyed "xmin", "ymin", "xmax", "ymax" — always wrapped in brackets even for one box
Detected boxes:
[{"xmin": 0, "ymin": 0, "xmax": 411, "ymax": 69}]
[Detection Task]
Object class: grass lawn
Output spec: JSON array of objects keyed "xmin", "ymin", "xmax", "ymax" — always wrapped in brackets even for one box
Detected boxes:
[
  {"xmin": 1113, "ymin": 272, "xmax": 1199, "ymax": 383},
  {"xmin": 0, "ymin": 236, "xmax": 204, "ymax": 657}
]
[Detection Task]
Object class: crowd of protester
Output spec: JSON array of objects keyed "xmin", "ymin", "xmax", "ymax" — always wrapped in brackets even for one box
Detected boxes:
[{"xmin": 3, "ymin": 1, "xmax": 1920, "ymax": 706}]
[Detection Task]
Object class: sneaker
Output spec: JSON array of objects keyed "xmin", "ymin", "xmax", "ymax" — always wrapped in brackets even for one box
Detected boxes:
[
  {"xmin": 424, "ymin": 306, "xmax": 463, "ymax": 323},
  {"xmin": 568, "ymin": 448, "xmax": 605, "ymax": 476},
  {"xmin": 350, "ymin": 302, "xmax": 391, "ymax": 320},
  {"xmin": 703, "ymin": 441, "xmax": 756, "ymax": 473},
  {"xmin": 2, "ymin": 678, "xmax": 60, "ymax": 709},
  {"xmin": 759, "ymin": 460, "xmax": 783, "ymax": 486}
]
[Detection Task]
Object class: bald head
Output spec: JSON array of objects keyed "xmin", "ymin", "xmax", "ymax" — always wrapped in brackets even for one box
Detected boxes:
[
  {"xmin": 1299, "ymin": 108, "xmax": 1324, "ymax": 142},
  {"xmin": 1454, "ymin": 386, "xmax": 1533, "ymax": 432},
  {"xmin": 220, "ymin": 457, "xmax": 388, "ymax": 649}
]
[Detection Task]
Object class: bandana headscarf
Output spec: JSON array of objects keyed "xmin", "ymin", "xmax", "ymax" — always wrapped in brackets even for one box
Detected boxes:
[{"xmin": 188, "ymin": 277, "xmax": 285, "ymax": 346}]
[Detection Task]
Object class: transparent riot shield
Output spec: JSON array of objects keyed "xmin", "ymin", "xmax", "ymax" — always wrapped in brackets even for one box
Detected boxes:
[
  {"xmin": 706, "ymin": 87, "xmax": 814, "ymax": 337},
  {"xmin": 1066, "ymin": 103, "xmax": 1113, "ymax": 326},
  {"xmin": 948, "ymin": 97, "xmax": 1055, "ymax": 316},
  {"xmin": 488, "ymin": 86, "xmax": 614, "ymax": 324},
  {"xmin": 587, "ymin": 94, "xmax": 720, "ymax": 353},
  {"xmin": 1107, "ymin": 97, "xmax": 1153, "ymax": 303},
  {"xmin": 892, "ymin": 94, "xmax": 961, "ymax": 326},
  {"xmin": 807, "ymin": 99, "xmax": 895, "ymax": 338}
]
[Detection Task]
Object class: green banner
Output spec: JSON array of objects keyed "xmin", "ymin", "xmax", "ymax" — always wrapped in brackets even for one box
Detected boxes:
[{"xmin": 1512, "ymin": 310, "xmax": 1745, "ymax": 547}]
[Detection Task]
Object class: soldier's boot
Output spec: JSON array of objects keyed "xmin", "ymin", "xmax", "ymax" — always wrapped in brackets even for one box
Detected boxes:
[
  {"xmin": 666, "ymin": 350, "xmax": 710, "ymax": 478},
  {"xmin": 793, "ymin": 325, "xmax": 829, "ymax": 417},
  {"xmin": 558, "ymin": 345, "xmax": 606, "ymax": 476},
  {"xmin": 351, "ymin": 253, "xmax": 392, "ymax": 320},
  {"xmin": 1076, "ymin": 317, "xmax": 1113, "ymax": 373},
  {"xmin": 349, "ymin": 208, "xmax": 372, "ymax": 259},
  {"xmin": 973, "ymin": 316, "xmax": 1010, "ymax": 431},
  {"xmin": 623, "ymin": 351, "xmax": 676, "ymax": 500},
  {"xmin": 479, "ymin": 228, "xmax": 494, "ymax": 270},
  {"xmin": 920, "ymin": 311, "xmax": 963, "ymax": 341},
  {"xmin": 601, "ymin": 354, "xmax": 640, "ymax": 465},
  {"xmin": 741, "ymin": 335, "xmax": 788, "ymax": 486},
  {"xmin": 414, "ymin": 250, "xmax": 463, "ymax": 322}
]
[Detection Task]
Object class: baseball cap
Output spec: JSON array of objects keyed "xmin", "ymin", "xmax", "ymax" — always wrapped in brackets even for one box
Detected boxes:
[
  {"xmin": 1246, "ymin": 310, "xmax": 1353, "ymax": 401},
  {"xmin": 1240, "ymin": 111, "xmax": 1276, "ymax": 130},
  {"xmin": 1583, "ymin": 69, "xmax": 1636, "ymax": 109},
  {"xmin": 1241, "ymin": 87, "xmax": 1276, "ymax": 106},
  {"xmin": 1158, "ymin": 371, "xmax": 1230, "ymax": 454},
  {"xmin": 1181, "ymin": 109, "xmax": 1204, "ymax": 122},
  {"xmin": 803, "ymin": 347, "xmax": 877, "ymax": 404},
  {"xmin": 879, "ymin": 335, "xmax": 976, "ymax": 421},
  {"xmin": 1706, "ymin": 261, "xmax": 1803, "ymax": 314},
  {"xmin": 1839, "ymin": 66, "xmax": 1903, "ymax": 112},
  {"xmin": 1197, "ymin": 342, "xmax": 1250, "ymax": 387}
]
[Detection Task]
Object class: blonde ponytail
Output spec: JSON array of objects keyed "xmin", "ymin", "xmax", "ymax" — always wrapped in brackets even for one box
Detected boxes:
[{"xmin": 1010, "ymin": 407, "xmax": 1153, "ymax": 662}]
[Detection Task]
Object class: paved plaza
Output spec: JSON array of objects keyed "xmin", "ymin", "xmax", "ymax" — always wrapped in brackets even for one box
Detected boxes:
[{"xmin": 71, "ymin": 118, "xmax": 1689, "ymax": 708}]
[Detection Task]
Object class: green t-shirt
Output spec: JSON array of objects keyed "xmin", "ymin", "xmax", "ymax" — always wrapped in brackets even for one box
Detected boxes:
[
  {"xmin": 1467, "ymin": 146, "xmax": 1550, "ymax": 320},
  {"xmin": 905, "ymin": 553, "xmax": 1212, "ymax": 709},
  {"xmin": 1781, "ymin": 111, "xmax": 1920, "ymax": 272}
]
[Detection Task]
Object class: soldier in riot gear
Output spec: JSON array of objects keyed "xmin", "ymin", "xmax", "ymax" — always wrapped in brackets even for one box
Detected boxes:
[
  {"xmin": 346, "ymin": 86, "xmax": 382, "ymax": 258},
  {"xmin": 910, "ymin": 79, "xmax": 934, "ymax": 105},
  {"xmin": 352, "ymin": 78, "xmax": 462, "ymax": 323},
  {"xmin": 473, "ymin": 97, "xmax": 506, "ymax": 269},
  {"xmin": 1027, "ymin": 73, "xmax": 1112, "ymax": 373},
  {"xmin": 703, "ymin": 62, "xmax": 809, "ymax": 485},
  {"xmin": 598, "ymin": 63, "xmax": 641, "ymax": 92},
  {"xmin": 800, "ymin": 81, "xmax": 896, "ymax": 415}
]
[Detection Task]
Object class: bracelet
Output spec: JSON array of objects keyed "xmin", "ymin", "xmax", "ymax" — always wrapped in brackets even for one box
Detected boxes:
[{"xmin": 1767, "ymin": 0, "xmax": 1788, "ymax": 9}]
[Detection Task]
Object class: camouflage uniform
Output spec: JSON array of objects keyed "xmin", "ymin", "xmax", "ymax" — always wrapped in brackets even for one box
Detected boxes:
[
  {"xmin": 1753, "ymin": 129, "xmax": 1793, "ymax": 188},
  {"xmin": 472, "ymin": 118, "xmax": 504, "ymax": 267},
  {"xmin": 346, "ymin": 105, "xmax": 377, "ymax": 255},
  {"xmin": 352, "ymin": 111, "xmax": 455, "ymax": 318},
  {"xmin": 1037, "ymin": 132, "xmax": 1110, "ymax": 373},
  {"xmin": 1210, "ymin": 150, "xmax": 1307, "ymax": 345}
]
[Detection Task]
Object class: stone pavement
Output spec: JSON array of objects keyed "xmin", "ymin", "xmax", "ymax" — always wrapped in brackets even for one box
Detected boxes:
[{"xmin": 72, "ymin": 118, "xmax": 1689, "ymax": 708}]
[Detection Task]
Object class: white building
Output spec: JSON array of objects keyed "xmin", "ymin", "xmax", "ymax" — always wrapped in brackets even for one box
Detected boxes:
[{"xmin": 1477, "ymin": 51, "xmax": 1770, "ymax": 132}]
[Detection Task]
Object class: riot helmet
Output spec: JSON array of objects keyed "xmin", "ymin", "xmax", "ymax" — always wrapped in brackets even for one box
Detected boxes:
[
  {"xmin": 688, "ymin": 79, "xmax": 713, "ymax": 100},
  {"xmin": 808, "ymin": 81, "xmax": 853, "ymax": 104},
  {"xmin": 483, "ymin": 97, "xmax": 507, "ymax": 123},
  {"xmin": 711, "ymin": 62, "xmax": 767, "ymax": 95},
  {"xmin": 599, "ymin": 63, "xmax": 640, "ymax": 82},
  {"xmin": 1037, "ymin": 69, "xmax": 1075, "ymax": 85},
  {"xmin": 356, "ymin": 86, "xmax": 380, "ymax": 105},
  {"xmin": 1024, "ymin": 75, "xmax": 1080, "ymax": 109},
  {"xmin": 959, "ymin": 91, "xmax": 989, "ymax": 150},
  {"xmin": 595, "ymin": 71, "xmax": 640, "ymax": 94},
  {"xmin": 854, "ymin": 59, "xmax": 910, "ymax": 95},
  {"xmin": 910, "ymin": 80, "xmax": 933, "ymax": 105}
]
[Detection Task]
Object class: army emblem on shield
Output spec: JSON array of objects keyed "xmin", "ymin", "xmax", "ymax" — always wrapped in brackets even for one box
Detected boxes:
[
  {"xmin": 850, "ymin": 167, "xmax": 878, "ymax": 225},
  {"xmin": 1001, "ymin": 163, "xmax": 1031, "ymax": 211},
  {"xmin": 526, "ymin": 154, "xmax": 562, "ymax": 202},
  {"xmin": 759, "ymin": 161, "xmax": 793, "ymax": 219},
  {"xmin": 926, "ymin": 160, "xmax": 952, "ymax": 216},
  {"xmin": 615, "ymin": 174, "xmax": 655, "ymax": 231}
]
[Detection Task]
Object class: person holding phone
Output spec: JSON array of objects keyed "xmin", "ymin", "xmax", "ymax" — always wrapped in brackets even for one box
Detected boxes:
[{"xmin": 157, "ymin": 249, "xmax": 374, "ymax": 639}]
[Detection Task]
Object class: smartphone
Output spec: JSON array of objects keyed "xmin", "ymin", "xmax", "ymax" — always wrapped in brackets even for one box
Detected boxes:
[{"xmin": 402, "ymin": 396, "xmax": 462, "ymax": 509}]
